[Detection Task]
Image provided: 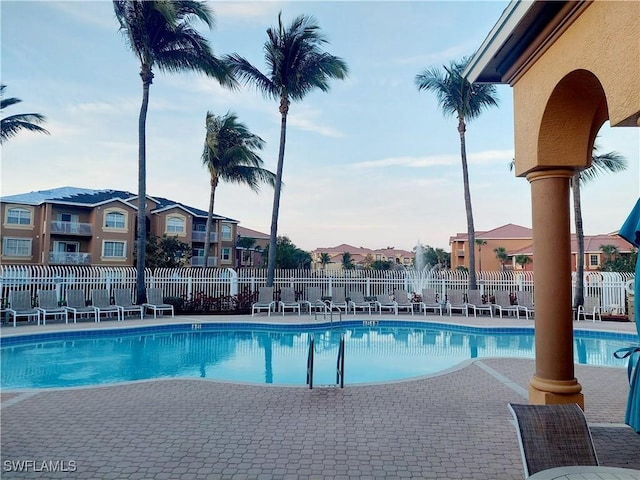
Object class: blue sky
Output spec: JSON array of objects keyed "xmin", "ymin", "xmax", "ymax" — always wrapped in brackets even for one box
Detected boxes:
[{"xmin": 2, "ymin": 1, "xmax": 638, "ymax": 252}]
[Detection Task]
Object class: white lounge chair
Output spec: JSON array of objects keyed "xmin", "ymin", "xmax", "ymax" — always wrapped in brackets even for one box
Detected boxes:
[
  {"xmin": 329, "ymin": 287, "xmax": 349, "ymax": 313},
  {"xmin": 393, "ymin": 289, "xmax": 415, "ymax": 315},
  {"xmin": 419, "ymin": 288, "xmax": 443, "ymax": 316},
  {"xmin": 252, "ymin": 286, "xmax": 275, "ymax": 316},
  {"xmin": 143, "ymin": 288, "xmax": 175, "ymax": 318},
  {"xmin": 90, "ymin": 289, "xmax": 122, "ymax": 322},
  {"xmin": 492, "ymin": 291, "xmax": 520, "ymax": 318},
  {"xmin": 300, "ymin": 286, "xmax": 328, "ymax": 315},
  {"xmin": 517, "ymin": 291, "xmax": 535, "ymax": 319},
  {"xmin": 347, "ymin": 290, "xmax": 373, "ymax": 315},
  {"xmin": 36, "ymin": 289, "xmax": 68, "ymax": 325},
  {"xmin": 446, "ymin": 290, "xmax": 468, "ymax": 316},
  {"xmin": 7, "ymin": 290, "xmax": 39, "ymax": 327},
  {"xmin": 65, "ymin": 289, "xmax": 97, "ymax": 323},
  {"xmin": 113, "ymin": 288, "xmax": 144, "ymax": 320},
  {"xmin": 466, "ymin": 289, "xmax": 493, "ymax": 317},
  {"xmin": 279, "ymin": 287, "xmax": 301, "ymax": 316},
  {"xmin": 577, "ymin": 295, "xmax": 602, "ymax": 322},
  {"xmin": 375, "ymin": 293, "xmax": 398, "ymax": 315}
]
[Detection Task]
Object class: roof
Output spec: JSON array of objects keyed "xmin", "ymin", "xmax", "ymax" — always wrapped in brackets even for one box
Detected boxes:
[
  {"xmin": 507, "ymin": 234, "xmax": 634, "ymax": 256},
  {"xmin": 450, "ymin": 223, "xmax": 533, "ymax": 243},
  {"xmin": 0, "ymin": 186, "xmax": 237, "ymax": 222},
  {"xmin": 237, "ymin": 226, "xmax": 270, "ymax": 240}
]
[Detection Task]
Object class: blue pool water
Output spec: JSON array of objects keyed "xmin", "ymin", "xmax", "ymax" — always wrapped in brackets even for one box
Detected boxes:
[{"xmin": 1, "ymin": 322, "xmax": 636, "ymax": 389}]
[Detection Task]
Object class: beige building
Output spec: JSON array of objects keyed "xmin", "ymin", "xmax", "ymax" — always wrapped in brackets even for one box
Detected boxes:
[
  {"xmin": 236, "ymin": 226, "xmax": 270, "ymax": 268},
  {"xmin": 0, "ymin": 187, "xmax": 239, "ymax": 268},
  {"xmin": 465, "ymin": 0, "xmax": 639, "ymax": 406},
  {"xmin": 450, "ymin": 223, "xmax": 634, "ymax": 272},
  {"xmin": 311, "ymin": 244, "xmax": 414, "ymax": 270}
]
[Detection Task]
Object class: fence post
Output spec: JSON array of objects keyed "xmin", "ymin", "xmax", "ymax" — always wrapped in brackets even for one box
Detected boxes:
[
  {"xmin": 187, "ymin": 276, "xmax": 193, "ymax": 299},
  {"xmin": 228, "ymin": 268, "xmax": 238, "ymax": 296}
]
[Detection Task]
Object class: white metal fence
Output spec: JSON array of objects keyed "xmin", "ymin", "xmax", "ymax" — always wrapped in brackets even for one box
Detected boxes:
[{"xmin": 0, "ymin": 265, "xmax": 633, "ymax": 314}]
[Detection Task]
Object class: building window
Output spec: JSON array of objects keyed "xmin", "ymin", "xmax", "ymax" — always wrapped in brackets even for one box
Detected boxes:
[
  {"xmin": 167, "ymin": 216, "xmax": 185, "ymax": 234},
  {"xmin": 589, "ymin": 254, "xmax": 599, "ymax": 267},
  {"xmin": 103, "ymin": 241, "xmax": 126, "ymax": 258},
  {"xmin": 105, "ymin": 211, "xmax": 126, "ymax": 229},
  {"xmin": 2, "ymin": 238, "xmax": 32, "ymax": 257},
  {"xmin": 6, "ymin": 207, "xmax": 32, "ymax": 225},
  {"xmin": 221, "ymin": 224, "xmax": 232, "ymax": 239},
  {"xmin": 221, "ymin": 247, "xmax": 231, "ymax": 261}
]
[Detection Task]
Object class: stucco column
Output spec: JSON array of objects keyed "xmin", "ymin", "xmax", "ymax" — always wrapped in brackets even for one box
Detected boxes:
[{"xmin": 526, "ymin": 168, "xmax": 583, "ymax": 407}]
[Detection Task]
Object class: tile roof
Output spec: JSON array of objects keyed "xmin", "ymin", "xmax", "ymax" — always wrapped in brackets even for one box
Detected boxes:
[
  {"xmin": 237, "ymin": 226, "xmax": 270, "ymax": 239},
  {"xmin": 507, "ymin": 234, "xmax": 634, "ymax": 256},
  {"xmin": 450, "ymin": 223, "xmax": 533, "ymax": 242},
  {"xmin": 0, "ymin": 186, "xmax": 236, "ymax": 222}
]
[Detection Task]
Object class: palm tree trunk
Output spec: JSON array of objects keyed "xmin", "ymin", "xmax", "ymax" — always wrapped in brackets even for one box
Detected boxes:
[
  {"xmin": 266, "ymin": 97, "xmax": 289, "ymax": 287},
  {"xmin": 573, "ymin": 172, "xmax": 585, "ymax": 310},
  {"xmin": 203, "ymin": 177, "xmax": 217, "ymax": 267},
  {"xmin": 458, "ymin": 118, "xmax": 477, "ymax": 290},
  {"xmin": 135, "ymin": 67, "xmax": 152, "ymax": 305}
]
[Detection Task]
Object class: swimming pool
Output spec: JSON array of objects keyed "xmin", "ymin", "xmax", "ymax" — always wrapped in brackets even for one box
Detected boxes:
[{"xmin": 1, "ymin": 321, "xmax": 636, "ymax": 389}]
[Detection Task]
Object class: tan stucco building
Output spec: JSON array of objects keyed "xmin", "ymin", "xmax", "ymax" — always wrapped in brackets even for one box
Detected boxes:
[{"xmin": 466, "ymin": 0, "xmax": 639, "ymax": 406}]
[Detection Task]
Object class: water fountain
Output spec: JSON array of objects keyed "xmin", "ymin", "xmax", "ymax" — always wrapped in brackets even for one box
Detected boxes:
[{"xmin": 408, "ymin": 241, "xmax": 433, "ymax": 296}]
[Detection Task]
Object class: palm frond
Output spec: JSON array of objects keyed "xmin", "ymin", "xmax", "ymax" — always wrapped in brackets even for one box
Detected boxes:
[{"xmin": 580, "ymin": 150, "xmax": 628, "ymax": 184}]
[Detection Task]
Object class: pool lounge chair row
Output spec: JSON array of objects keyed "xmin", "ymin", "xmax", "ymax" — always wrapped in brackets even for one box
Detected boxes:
[{"xmin": 4, "ymin": 288, "xmax": 174, "ymax": 327}]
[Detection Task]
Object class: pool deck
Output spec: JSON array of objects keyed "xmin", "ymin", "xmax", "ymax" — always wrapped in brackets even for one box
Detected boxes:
[{"xmin": 1, "ymin": 313, "xmax": 639, "ymax": 479}]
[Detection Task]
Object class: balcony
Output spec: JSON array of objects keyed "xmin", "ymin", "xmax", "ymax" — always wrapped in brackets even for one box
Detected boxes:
[
  {"xmin": 50, "ymin": 221, "xmax": 92, "ymax": 236},
  {"xmin": 191, "ymin": 231, "xmax": 218, "ymax": 243},
  {"xmin": 457, "ymin": 249, "xmax": 465, "ymax": 257},
  {"xmin": 49, "ymin": 252, "xmax": 91, "ymax": 265},
  {"xmin": 190, "ymin": 256, "xmax": 218, "ymax": 267}
]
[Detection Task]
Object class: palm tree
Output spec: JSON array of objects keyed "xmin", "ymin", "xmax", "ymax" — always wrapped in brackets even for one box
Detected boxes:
[
  {"xmin": 319, "ymin": 252, "xmax": 331, "ymax": 270},
  {"xmin": 572, "ymin": 148, "xmax": 626, "ymax": 308},
  {"xmin": 493, "ymin": 246, "xmax": 509, "ymax": 271},
  {"xmin": 113, "ymin": 0, "xmax": 235, "ymax": 302},
  {"xmin": 228, "ymin": 12, "xmax": 349, "ymax": 287},
  {"xmin": 237, "ymin": 236, "xmax": 257, "ymax": 267},
  {"xmin": 515, "ymin": 254, "xmax": 532, "ymax": 270},
  {"xmin": 341, "ymin": 252, "xmax": 355, "ymax": 270},
  {"xmin": 475, "ymin": 239, "xmax": 487, "ymax": 274},
  {"xmin": 415, "ymin": 57, "xmax": 499, "ymax": 290},
  {"xmin": 201, "ymin": 111, "xmax": 276, "ymax": 267},
  {"xmin": 0, "ymin": 85, "xmax": 49, "ymax": 144}
]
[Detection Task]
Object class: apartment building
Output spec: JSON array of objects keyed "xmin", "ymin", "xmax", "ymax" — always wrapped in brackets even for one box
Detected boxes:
[
  {"xmin": 0, "ymin": 187, "xmax": 239, "ymax": 268},
  {"xmin": 310, "ymin": 244, "xmax": 414, "ymax": 270},
  {"xmin": 449, "ymin": 223, "xmax": 634, "ymax": 272}
]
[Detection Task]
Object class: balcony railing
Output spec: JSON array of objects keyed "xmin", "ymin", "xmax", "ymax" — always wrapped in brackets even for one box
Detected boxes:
[
  {"xmin": 191, "ymin": 231, "xmax": 218, "ymax": 243},
  {"xmin": 457, "ymin": 249, "xmax": 465, "ymax": 257},
  {"xmin": 50, "ymin": 221, "xmax": 92, "ymax": 236},
  {"xmin": 49, "ymin": 252, "xmax": 91, "ymax": 265},
  {"xmin": 190, "ymin": 256, "xmax": 218, "ymax": 267}
]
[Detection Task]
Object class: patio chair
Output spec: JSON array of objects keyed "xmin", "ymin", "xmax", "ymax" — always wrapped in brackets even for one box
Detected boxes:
[
  {"xmin": 492, "ymin": 291, "xmax": 520, "ymax": 318},
  {"xmin": 113, "ymin": 288, "xmax": 144, "ymax": 320},
  {"xmin": 7, "ymin": 290, "xmax": 40, "ymax": 327},
  {"xmin": 143, "ymin": 288, "xmax": 174, "ymax": 319},
  {"xmin": 393, "ymin": 289, "xmax": 415, "ymax": 315},
  {"xmin": 446, "ymin": 290, "xmax": 468, "ymax": 316},
  {"xmin": 329, "ymin": 287, "xmax": 349, "ymax": 313},
  {"xmin": 347, "ymin": 290, "xmax": 373, "ymax": 315},
  {"xmin": 65, "ymin": 289, "xmax": 97, "ymax": 323},
  {"xmin": 466, "ymin": 289, "xmax": 493, "ymax": 317},
  {"xmin": 36, "ymin": 289, "xmax": 68, "ymax": 325},
  {"xmin": 577, "ymin": 295, "xmax": 602, "ymax": 322},
  {"xmin": 517, "ymin": 291, "xmax": 535, "ymax": 319},
  {"xmin": 251, "ymin": 286, "xmax": 275, "ymax": 316},
  {"xmin": 299, "ymin": 286, "xmax": 328, "ymax": 315},
  {"xmin": 375, "ymin": 293, "xmax": 398, "ymax": 315},
  {"xmin": 508, "ymin": 403, "xmax": 598, "ymax": 477},
  {"xmin": 278, "ymin": 287, "xmax": 301, "ymax": 316},
  {"xmin": 419, "ymin": 288, "xmax": 443, "ymax": 316},
  {"xmin": 90, "ymin": 289, "xmax": 122, "ymax": 322}
]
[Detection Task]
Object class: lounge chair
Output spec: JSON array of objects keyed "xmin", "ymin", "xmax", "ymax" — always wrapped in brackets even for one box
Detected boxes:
[
  {"xmin": 65, "ymin": 289, "xmax": 97, "ymax": 323},
  {"xmin": 300, "ymin": 286, "xmax": 328, "ymax": 315},
  {"xmin": 508, "ymin": 403, "xmax": 598, "ymax": 477},
  {"xmin": 392, "ymin": 289, "xmax": 415, "ymax": 315},
  {"xmin": 419, "ymin": 288, "xmax": 443, "ymax": 316},
  {"xmin": 36, "ymin": 289, "xmax": 69, "ymax": 325},
  {"xmin": 466, "ymin": 289, "xmax": 493, "ymax": 317},
  {"xmin": 143, "ymin": 288, "xmax": 175, "ymax": 319},
  {"xmin": 251, "ymin": 286, "xmax": 275, "ymax": 316},
  {"xmin": 446, "ymin": 290, "xmax": 468, "ymax": 316},
  {"xmin": 90, "ymin": 289, "xmax": 122, "ymax": 322},
  {"xmin": 113, "ymin": 288, "xmax": 144, "ymax": 320},
  {"xmin": 347, "ymin": 290, "xmax": 373, "ymax": 315},
  {"xmin": 517, "ymin": 291, "xmax": 535, "ymax": 319},
  {"xmin": 577, "ymin": 295, "xmax": 602, "ymax": 322},
  {"xmin": 7, "ymin": 290, "xmax": 40, "ymax": 327},
  {"xmin": 375, "ymin": 293, "xmax": 398, "ymax": 315},
  {"xmin": 329, "ymin": 287, "xmax": 349, "ymax": 313},
  {"xmin": 492, "ymin": 291, "xmax": 519, "ymax": 318},
  {"xmin": 278, "ymin": 287, "xmax": 301, "ymax": 316}
]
